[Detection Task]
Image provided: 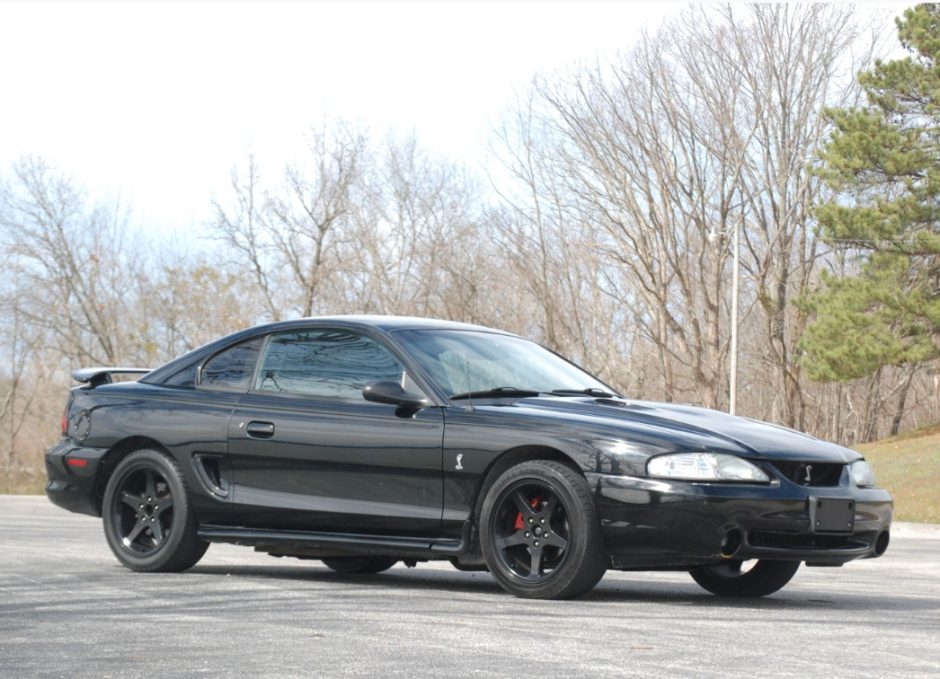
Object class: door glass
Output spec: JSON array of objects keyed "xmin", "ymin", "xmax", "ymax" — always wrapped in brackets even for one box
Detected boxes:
[
  {"xmin": 255, "ymin": 330, "xmax": 404, "ymax": 399},
  {"xmin": 199, "ymin": 338, "xmax": 263, "ymax": 391}
]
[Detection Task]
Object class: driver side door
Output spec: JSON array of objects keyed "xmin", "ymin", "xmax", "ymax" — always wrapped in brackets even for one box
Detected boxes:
[{"xmin": 226, "ymin": 327, "xmax": 445, "ymax": 536}]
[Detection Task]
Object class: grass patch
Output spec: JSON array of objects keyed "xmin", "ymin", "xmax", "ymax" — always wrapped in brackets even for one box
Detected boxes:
[{"xmin": 858, "ymin": 424, "xmax": 940, "ymax": 524}]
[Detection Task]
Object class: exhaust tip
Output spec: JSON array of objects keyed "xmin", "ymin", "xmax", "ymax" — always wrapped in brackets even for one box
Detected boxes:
[
  {"xmin": 874, "ymin": 530, "xmax": 890, "ymax": 556},
  {"xmin": 720, "ymin": 528, "xmax": 744, "ymax": 559}
]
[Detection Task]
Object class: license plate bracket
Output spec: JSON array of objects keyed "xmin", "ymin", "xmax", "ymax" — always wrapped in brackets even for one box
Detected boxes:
[{"xmin": 809, "ymin": 497, "xmax": 855, "ymax": 533}]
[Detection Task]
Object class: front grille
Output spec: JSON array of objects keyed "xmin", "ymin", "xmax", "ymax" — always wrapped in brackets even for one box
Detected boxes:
[{"xmin": 771, "ymin": 461, "xmax": 844, "ymax": 486}]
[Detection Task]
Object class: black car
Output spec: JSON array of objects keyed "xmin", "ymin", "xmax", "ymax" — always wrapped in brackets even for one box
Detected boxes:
[{"xmin": 46, "ymin": 316, "xmax": 892, "ymax": 599}]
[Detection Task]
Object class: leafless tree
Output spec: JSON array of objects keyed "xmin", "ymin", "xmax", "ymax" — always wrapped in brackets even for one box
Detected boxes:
[
  {"xmin": 497, "ymin": 4, "xmax": 877, "ymax": 425},
  {"xmin": 0, "ymin": 156, "xmax": 138, "ymax": 366},
  {"xmin": 348, "ymin": 132, "xmax": 522, "ymax": 331},
  {"xmin": 714, "ymin": 4, "xmax": 873, "ymax": 429},
  {"xmin": 212, "ymin": 122, "xmax": 367, "ymax": 319}
]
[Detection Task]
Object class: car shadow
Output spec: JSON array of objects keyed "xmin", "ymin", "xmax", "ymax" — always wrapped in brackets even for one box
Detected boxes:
[
  {"xmin": 187, "ymin": 563, "xmax": 933, "ymax": 612},
  {"xmin": 190, "ymin": 562, "xmax": 502, "ymax": 597}
]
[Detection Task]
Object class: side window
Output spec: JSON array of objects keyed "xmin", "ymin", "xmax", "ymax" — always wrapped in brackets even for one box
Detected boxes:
[
  {"xmin": 199, "ymin": 338, "xmax": 263, "ymax": 392},
  {"xmin": 255, "ymin": 330, "xmax": 404, "ymax": 400}
]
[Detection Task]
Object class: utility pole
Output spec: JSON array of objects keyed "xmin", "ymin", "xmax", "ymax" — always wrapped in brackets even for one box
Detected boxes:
[
  {"xmin": 729, "ymin": 219, "xmax": 739, "ymax": 416},
  {"xmin": 709, "ymin": 222, "xmax": 740, "ymax": 416}
]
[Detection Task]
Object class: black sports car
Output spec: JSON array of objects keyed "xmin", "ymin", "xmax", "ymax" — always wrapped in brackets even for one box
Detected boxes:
[{"xmin": 46, "ymin": 316, "xmax": 892, "ymax": 599}]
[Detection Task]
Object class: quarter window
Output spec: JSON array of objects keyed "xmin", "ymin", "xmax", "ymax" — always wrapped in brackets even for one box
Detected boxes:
[
  {"xmin": 199, "ymin": 338, "xmax": 263, "ymax": 391},
  {"xmin": 255, "ymin": 330, "xmax": 404, "ymax": 399},
  {"xmin": 163, "ymin": 363, "xmax": 198, "ymax": 388}
]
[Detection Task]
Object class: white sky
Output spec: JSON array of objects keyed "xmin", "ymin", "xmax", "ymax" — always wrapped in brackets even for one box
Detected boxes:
[{"xmin": 0, "ymin": 2, "xmax": 908, "ymax": 240}]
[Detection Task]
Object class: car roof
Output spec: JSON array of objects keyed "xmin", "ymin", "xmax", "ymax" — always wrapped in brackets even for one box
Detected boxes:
[
  {"xmin": 258, "ymin": 315, "xmax": 516, "ymax": 335},
  {"xmin": 140, "ymin": 315, "xmax": 518, "ymax": 386}
]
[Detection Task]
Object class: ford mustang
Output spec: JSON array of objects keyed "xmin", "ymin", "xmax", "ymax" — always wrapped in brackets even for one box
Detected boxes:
[{"xmin": 46, "ymin": 316, "xmax": 892, "ymax": 599}]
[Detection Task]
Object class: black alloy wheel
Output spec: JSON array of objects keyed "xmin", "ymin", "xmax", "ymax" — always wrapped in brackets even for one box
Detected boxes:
[
  {"xmin": 480, "ymin": 460, "xmax": 607, "ymax": 599},
  {"xmin": 490, "ymin": 482, "xmax": 570, "ymax": 580},
  {"xmin": 689, "ymin": 559, "xmax": 801, "ymax": 597},
  {"xmin": 102, "ymin": 449, "xmax": 208, "ymax": 572},
  {"xmin": 111, "ymin": 466, "xmax": 174, "ymax": 556}
]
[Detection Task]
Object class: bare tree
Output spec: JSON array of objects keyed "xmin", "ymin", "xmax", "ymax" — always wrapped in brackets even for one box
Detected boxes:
[
  {"xmin": 348, "ymin": 133, "xmax": 491, "ymax": 318},
  {"xmin": 498, "ymin": 29, "xmax": 754, "ymax": 408},
  {"xmin": 497, "ymin": 4, "xmax": 877, "ymax": 424},
  {"xmin": 135, "ymin": 254, "xmax": 258, "ymax": 361},
  {"xmin": 0, "ymin": 156, "xmax": 138, "ymax": 366},
  {"xmin": 715, "ymin": 4, "xmax": 873, "ymax": 429},
  {"xmin": 212, "ymin": 122, "xmax": 367, "ymax": 319},
  {"xmin": 492, "ymin": 90, "xmax": 635, "ymax": 384}
]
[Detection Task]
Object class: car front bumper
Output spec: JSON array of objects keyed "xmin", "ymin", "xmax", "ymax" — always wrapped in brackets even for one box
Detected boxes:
[
  {"xmin": 45, "ymin": 438, "xmax": 108, "ymax": 517},
  {"xmin": 586, "ymin": 472, "xmax": 893, "ymax": 569}
]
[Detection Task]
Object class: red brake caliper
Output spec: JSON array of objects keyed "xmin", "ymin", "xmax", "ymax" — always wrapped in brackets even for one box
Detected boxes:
[{"xmin": 514, "ymin": 497, "xmax": 541, "ymax": 530}]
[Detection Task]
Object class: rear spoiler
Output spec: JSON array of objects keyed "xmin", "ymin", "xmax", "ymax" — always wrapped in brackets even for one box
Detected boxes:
[{"xmin": 71, "ymin": 367, "xmax": 153, "ymax": 388}]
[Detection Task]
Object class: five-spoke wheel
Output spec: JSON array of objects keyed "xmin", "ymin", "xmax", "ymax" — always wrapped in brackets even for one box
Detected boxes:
[
  {"xmin": 112, "ymin": 467, "xmax": 175, "ymax": 555},
  {"xmin": 102, "ymin": 449, "xmax": 208, "ymax": 572},
  {"xmin": 480, "ymin": 460, "xmax": 607, "ymax": 599},
  {"xmin": 489, "ymin": 483, "xmax": 571, "ymax": 582}
]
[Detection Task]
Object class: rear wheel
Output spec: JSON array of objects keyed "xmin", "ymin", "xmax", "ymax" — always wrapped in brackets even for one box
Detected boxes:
[
  {"xmin": 102, "ymin": 449, "xmax": 208, "ymax": 572},
  {"xmin": 689, "ymin": 559, "xmax": 800, "ymax": 597},
  {"xmin": 480, "ymin": 460, "xmax": 607, "ymax": 599},
  {"xmin": 321, "ymin": 557, "xmax": 397, "ymax": 574}
]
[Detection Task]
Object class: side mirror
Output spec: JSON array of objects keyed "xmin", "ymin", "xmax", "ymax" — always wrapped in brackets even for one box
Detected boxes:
[{"xmin": 362, "ymin": 380, "xmax": 429, "ymax": 409}]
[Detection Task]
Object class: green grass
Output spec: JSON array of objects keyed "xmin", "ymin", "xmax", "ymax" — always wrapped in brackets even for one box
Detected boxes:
[{"xmin": 858, "ymin": 423, "xmax": 940, "ymax": 524}]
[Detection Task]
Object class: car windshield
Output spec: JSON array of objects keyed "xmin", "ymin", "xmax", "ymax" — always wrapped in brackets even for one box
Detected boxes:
[{"xmin": 395, "ymin": 329, "xmax": 614, "ymax": 398}]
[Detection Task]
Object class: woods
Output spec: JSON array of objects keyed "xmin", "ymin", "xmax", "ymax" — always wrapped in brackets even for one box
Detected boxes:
[{"xmin": 1, "ymin": 4, "xmax": 938, "ymax": 491}]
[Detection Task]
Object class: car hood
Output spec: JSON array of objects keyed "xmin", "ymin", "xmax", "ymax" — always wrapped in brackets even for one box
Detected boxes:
[{"xmin": 501, "ymin": 396, "xmax": 861, "ymax": 463}]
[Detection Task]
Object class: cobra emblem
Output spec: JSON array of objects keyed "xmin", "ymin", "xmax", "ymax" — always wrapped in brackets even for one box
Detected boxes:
[
  {"xmin": 455, "ymin": 454, "xmax": 464, "ymax": 471},
  {"xmin": 804, "ymin": 464, "xmax": 813, "ymax": 483}
]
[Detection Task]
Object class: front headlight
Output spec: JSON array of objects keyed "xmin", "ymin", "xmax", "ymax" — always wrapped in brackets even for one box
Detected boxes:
[
  {"xmin": 849, "ymin": 459, "xmax": 877, "ymax": 487},
  {"xmin": 647, "ymin": 452, "xmax": 770, "ymax": 483}
]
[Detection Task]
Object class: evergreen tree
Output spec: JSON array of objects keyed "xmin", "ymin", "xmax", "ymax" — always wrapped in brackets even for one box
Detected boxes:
[{"xmin": 802, "ymin": 3, "xmax": 940, "ymax": 382}]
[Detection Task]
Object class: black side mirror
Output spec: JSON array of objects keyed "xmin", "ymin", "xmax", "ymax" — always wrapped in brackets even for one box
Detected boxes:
[{"xmin": 362, "ymin": 380, "xmax": 429, "ymax": 409}]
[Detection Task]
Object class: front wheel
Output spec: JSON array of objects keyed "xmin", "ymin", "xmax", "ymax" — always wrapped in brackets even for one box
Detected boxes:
[
  {"xmin": 102, "ymin": 449, "xmax": 208, "ymax": 572},
  {"xmin": 480, "ymin": 460, "xmax": 607, "ymax": 599},
  {"xmin": 689, "ymin": 559, "xmax": 800, "ymax": 597}
]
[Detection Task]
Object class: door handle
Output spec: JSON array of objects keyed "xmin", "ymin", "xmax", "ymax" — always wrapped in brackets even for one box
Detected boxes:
[{"xmin": 245, "ymin": 421, "xmax": 275, "ymax": 439}]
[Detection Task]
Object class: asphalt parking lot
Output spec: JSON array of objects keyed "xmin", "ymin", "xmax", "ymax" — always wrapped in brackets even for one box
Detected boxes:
[{"xmin": 1, "ymin": 496, "xmax": 938, "ymax": 678}]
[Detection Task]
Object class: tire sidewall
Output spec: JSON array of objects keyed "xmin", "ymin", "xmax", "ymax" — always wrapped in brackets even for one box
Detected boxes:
[
  {"xmin": 102, "ymin": 449, "xmax": 190, "ymax": 571},
  {"xmin": 480, "ymin": 461, "xmax": 596, "ymax": 598}
]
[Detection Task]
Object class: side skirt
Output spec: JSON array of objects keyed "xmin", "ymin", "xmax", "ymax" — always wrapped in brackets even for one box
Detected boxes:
[{"xmin": 197, "ymin": 523, "xmax": 470, "ymax": 560}]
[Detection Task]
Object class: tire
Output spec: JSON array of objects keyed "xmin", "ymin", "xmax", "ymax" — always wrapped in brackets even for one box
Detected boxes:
[
  {"xmin": 689, "ymin": 559, "xmax": 800, "ymax": 597},
  {"xmin": 321, "ymin": 557, "xmax": 398, "ymax": 574},
  {"xmin": 102, "ymin": 449, "xmax": 209, "ymax": 572},
  {"xmin": 479, "ymin": 460, "xmax": 607, "ymax": 599}
]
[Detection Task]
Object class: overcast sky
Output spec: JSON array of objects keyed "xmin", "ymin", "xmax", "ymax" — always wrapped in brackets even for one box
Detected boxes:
[{"xmin": 0, "ymin": 2, "xmax": 907, "ymax": 240}]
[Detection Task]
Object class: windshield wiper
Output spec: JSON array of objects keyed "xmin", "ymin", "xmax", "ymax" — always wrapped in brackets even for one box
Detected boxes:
[
  {"xmin": 448, "ymin": 386, "xmax": 541, "ymax": 401},
  {"xmin": 549, "ymin": 388, "xmax": 618, "ymax": 398}
]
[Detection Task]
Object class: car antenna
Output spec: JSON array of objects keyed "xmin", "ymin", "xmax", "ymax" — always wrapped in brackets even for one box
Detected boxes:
[{"xmin": 464, "ymin": 358, "xmax": 474, "ymax": 411}]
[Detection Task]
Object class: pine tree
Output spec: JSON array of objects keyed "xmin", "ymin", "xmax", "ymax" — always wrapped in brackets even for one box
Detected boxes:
[{"xmin": 802, "ymin": 4, "xmax": 940, "ymax": 382}]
